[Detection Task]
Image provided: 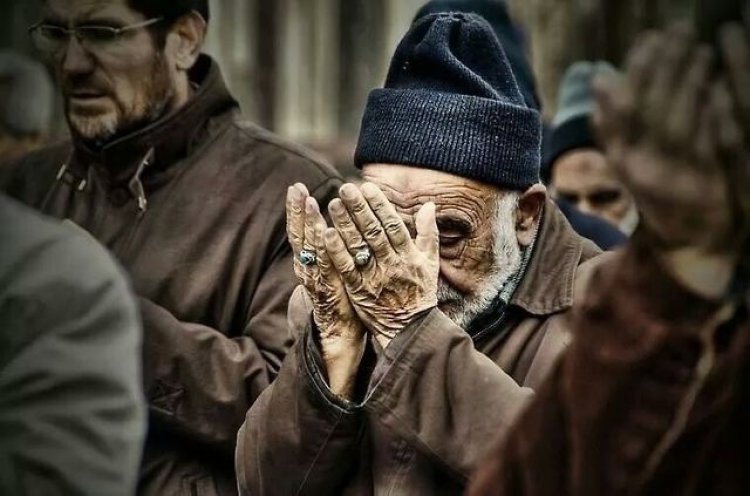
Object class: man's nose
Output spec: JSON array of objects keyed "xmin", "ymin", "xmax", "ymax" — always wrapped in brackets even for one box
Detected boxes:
[
  {"xmin": 577, "ymin": 198, "xmax": 594, "ymax": 215},
  {"xmin": 60, "ymin": 37, "xmax": 95, "ymax": 76}
]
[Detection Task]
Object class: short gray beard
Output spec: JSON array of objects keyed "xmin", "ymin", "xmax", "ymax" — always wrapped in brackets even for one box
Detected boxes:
[
  {"xmin": 67, "ymin": 53, "xmax": 174, "ymax": 144},
  {"xmin": 437, "ymin": 192, "xmax": 523, "ymax": 330}
]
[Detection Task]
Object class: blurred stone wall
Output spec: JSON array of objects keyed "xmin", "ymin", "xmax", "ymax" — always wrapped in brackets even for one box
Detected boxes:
[
  {"xmin": 0, "ymin": 0, "xmax": 695, "ymax": 141},
  {"xmin": 507, "ymin": 0, "xmax": 693, "ymax": 119},
  {"xmin": 204, "ymin": 0, "xmax": 425, "ymax": 142}
]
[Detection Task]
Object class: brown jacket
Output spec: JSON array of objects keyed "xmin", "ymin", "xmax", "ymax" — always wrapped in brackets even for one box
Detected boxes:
[
  {"xmin": 1, "ymin": 55, "xmax": 340, "ymax": 495},
  {"xmin": 469, "ymin": 240, "xmax": 750, "ymax": 496},
  {"xmin": 236, "ymin": 202, "xmax": 601, "ymax": 495}
]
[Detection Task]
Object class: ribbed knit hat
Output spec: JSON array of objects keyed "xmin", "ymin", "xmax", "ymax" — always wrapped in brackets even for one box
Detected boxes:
[
  {"xmin": 354, "ymin": 12, "xmax": 542, "ymax": 190},
  {"xmin": 413, "ymin": 0, "xmax": 540, "ymax": 111},
  {"xmin": 544, "ymin": 61, "xmax": 619, "ymax": 171}
]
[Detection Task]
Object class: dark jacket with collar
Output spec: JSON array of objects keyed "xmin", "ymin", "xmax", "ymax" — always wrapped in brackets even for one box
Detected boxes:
[
  {"xmin": 236, "ymin": 201, "xmax": 602, "ymax": 495},
  {"xmin": 1, "ymin": 55, "xmax": 341, "ymax": 496},
  {"xmin": 468, "ymin": 239, "xmax": 750, "ymax": 496}
]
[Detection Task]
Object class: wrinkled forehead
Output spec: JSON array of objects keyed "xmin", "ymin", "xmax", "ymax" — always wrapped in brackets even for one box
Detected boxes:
[
  {"xmin": 361, "ymin": 163, "xmax": 500, "ymax": 217},
  {"xmin": 42, "ymin": 0, "xmax": 143, "ymax": 25}
]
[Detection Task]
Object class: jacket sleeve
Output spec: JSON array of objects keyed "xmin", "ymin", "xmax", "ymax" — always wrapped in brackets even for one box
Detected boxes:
[
  {"xmin": 0, "ymin": 233, "xmax": 145, "ymax": 496},
  {"xmin": 364, "ymin": 309, "xmax": 535, "ymax": 484},
  {"xmin": 467, "ymin": 241, "xmax": 733, "ymax": 496},
  {"xmin": 141, "ymin": 177, "xmax": 341, "ymax": 454},
  {"xmin": 235, "ymin": 287, "xmax": 367, "ymax": 496}
]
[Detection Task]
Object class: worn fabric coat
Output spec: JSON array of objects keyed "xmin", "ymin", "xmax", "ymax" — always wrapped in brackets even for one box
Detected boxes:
[
  {"xmin": 1, "ymin": 55, "xmax": 341, "ymax": 495},
  {"xmin": 468, "ymin": 240, "xmax": 750, "ymax": 496},
  {"xmin": 236, "ymin": 202, "xmax": 601, "ymax": 495},
  {"xmin": 0, "ymin": 194, "xmax": 145, "ymax": 495}
]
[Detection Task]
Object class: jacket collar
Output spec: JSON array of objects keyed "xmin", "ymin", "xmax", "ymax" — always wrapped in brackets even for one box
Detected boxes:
[
  {"xmin": 69, "ymin": 54, "xmax": 238, "ymax": 187},
  {"xmin": 510, "ymin": 199, "xmax": 598, "ymax": 316}
]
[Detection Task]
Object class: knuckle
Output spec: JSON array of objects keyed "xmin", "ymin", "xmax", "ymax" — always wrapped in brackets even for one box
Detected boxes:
[
  {"xmin": 351, "ymin": 201, "xmax": 368, "ymax": 215},
  {"xmin": 364, "ymin": 223, "xmax": 385, "ymax": 240},
  {"xmin": 383, "ymin": 220, "xmax": 403, "ymax": 234}
]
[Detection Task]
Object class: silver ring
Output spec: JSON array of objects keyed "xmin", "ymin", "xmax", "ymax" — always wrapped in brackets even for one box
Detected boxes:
[
  {"xmin": 299, "ymin": 249, "xmax": 317, "ymax": 266},
  {"xmin": 353, "ymin": 247, "xmax": 372, "ymax": 267}
]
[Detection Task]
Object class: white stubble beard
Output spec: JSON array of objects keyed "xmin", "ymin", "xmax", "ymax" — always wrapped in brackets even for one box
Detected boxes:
[{"xmin": 437, "ymin": 192, "xmax": 523, "ymax": 330}]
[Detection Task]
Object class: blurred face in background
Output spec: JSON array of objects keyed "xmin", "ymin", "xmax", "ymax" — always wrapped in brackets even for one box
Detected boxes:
[
  {"xmin": 36, "ymin": 0, "xmax": 179, "ymax": 143},
  {"xmin": 551, "ymin": 148, "xmax": 638, "ymax": 235}
]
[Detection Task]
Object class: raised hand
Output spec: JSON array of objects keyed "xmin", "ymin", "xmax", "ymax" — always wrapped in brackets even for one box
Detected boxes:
[
  {"xmin": 324, "ymin": 183, "xmax": 440, "ymax": 349},
  {"xmin": 286, "ymin": 184, "xmax": 365, "ymax": 398},
  {"xmin": 593, "ymin": 26, "xmax": 748, "ymax": 298}
]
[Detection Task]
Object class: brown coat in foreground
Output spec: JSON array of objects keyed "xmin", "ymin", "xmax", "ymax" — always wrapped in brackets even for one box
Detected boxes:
[
  {"xmin": 236, "ymin": 203, "xmax": 601, "ymax": 495},
  {"xmin": 469, "ymin": 240, "xmax": 750, "ymax": 496},
  {"xmin": 1, "ymin": 55, "xmax": 340, "ymax": 495}
]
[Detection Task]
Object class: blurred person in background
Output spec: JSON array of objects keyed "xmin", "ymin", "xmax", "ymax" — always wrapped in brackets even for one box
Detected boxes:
[
  {"xmin": 237, "ymin": 13, "xmax": 606, "ymax": 495},
  {"xmin": 469, "ymin": 21, "xmax": 750, "ymax": 496},
  {"xmin": 0, "ymin": 50, "xmax": 54, "ymax": 163},
  {"xmin": 0, "ymin": 0, "xmax": 340, "ymax": 494},
  {"xmin": 0, "ymin": 193, "xmax": 144, "ymax": 495},
  {"xmin": 416, "ymin": 0, "xmax": 626, "ymax": 250},
  {"xmin": 546, "ymin": 61, "xmax": 639, "ymax": 236}
]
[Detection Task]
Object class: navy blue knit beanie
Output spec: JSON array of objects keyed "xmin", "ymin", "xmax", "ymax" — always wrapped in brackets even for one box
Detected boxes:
[
  {"xmin": 413, "ymin": 0, "xmax": 541, "ymax": 111},
  {"xmin": 354, "ymin": 13, "xmax": 542, "ymax": 190}
]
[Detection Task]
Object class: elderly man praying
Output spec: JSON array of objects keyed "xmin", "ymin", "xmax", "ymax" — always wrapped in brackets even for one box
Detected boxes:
[{"xmin": 236, "ymin": 12, "xmax": 603, "ymax": 495}]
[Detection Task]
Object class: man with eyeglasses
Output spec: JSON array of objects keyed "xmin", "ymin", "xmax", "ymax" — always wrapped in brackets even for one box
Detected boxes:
[{"xmin": 1, "ymin": 1, "xmax": 340, "ymax": 495}]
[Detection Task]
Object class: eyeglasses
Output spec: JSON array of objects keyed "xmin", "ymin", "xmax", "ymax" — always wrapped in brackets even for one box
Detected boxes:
[{"xmin": 28, "ymin": 17, "xmax": 163, "ymax": 58}]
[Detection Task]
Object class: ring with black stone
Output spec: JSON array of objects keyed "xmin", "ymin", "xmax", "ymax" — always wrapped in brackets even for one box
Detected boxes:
[{"xmin": 299, "ymin": 249, "xmax": 317, "ymax": 266}]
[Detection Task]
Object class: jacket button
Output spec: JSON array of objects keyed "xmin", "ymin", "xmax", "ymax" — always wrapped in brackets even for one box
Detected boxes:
[{"xmin": 110, "ymin": 188, "xmax": 129, "ymax": 205}]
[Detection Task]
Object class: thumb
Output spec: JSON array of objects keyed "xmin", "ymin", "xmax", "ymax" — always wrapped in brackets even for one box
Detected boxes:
[{"xmin": 415, "ymin": 202, "xmax": 439, "ymax": 259}]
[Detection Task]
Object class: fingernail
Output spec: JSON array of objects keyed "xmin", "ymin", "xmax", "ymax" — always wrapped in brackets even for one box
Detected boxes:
[
  {"xmin": 305, "ymin": 197, "xmax": 318, "ymax": 214},
  {"xmin": 340, "ymin": 184, "xmax": 356, "ymax": 200},
  {"xmin": 328, "ymin": 198, "xmax": 344, "ymax": 214},
  {"xmin": 289, "ymin": 185, "xmax": 302, "ymax": 200}
]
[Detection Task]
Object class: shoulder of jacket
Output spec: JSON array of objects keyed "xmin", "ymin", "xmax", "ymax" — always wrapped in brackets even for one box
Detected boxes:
[
  {"xmin": 0, "ymin": 197, "xmax": 123, "ymax": 284},
  {"xmin": 228, "ymin": 119, "xmax": 341, "ymax": 182},
  {"xmin": 573, "ymin": 250, "xmax": 622, "ymax": 304}
]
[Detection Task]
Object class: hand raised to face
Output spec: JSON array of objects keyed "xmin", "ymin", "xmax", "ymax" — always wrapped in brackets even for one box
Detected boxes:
[
  {"xmin": 286, "ymin": 184, "xmax": 365, "ymax": 397},
  {"xmin": 593, "ymin": 25, "xmax": 746, "ymax": 257},
  {"xmin": 324, "ymin": 182, "xmax": 440, "ymax": 349}
]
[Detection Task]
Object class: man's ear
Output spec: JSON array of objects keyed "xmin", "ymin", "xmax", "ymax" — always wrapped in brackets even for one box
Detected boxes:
[
  {"xmin": 516, "ymin": 183, "xmax": 547, "ymax": 247},
  {"xmin": 166, "ymin": 11, "xmax": 206, "ymax": 71}
]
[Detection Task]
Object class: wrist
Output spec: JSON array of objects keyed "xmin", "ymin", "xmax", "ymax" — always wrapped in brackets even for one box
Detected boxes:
[{"xmin": 319, "ymin": 331, "xmax": 366, "ymax": 399}]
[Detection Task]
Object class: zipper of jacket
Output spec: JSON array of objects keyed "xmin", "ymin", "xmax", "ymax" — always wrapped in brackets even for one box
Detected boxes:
[
  {"xmin": 632, "ymin": 301, "xmax": 737, "ymax": 492},
  {"xmin": 40, "ymin": 150, "xmax": 84, "ymax": 213},
  {"xmin": 119, "ymin": 148, "xmax": 153, "ymax": 261}
]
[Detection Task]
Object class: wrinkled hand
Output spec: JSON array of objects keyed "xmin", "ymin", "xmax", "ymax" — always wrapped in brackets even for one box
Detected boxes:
[
  {"xmin": 324, "ymin": 183, "xmax": 439, "ymax": 349},
  {"xmin": 286, "ymin": 184, "xmax": 365, "ymax": 397}
]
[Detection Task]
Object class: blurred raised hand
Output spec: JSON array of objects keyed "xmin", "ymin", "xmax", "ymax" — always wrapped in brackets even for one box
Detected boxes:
[{"xmin": 593, "ymin": 25, "xmax": 749, "ymax": 298}]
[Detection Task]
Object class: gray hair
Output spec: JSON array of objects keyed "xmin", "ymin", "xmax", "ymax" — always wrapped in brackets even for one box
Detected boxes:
[{"xmin": 437, "ymin": 190, "xmax": 522, "ymax": 330}]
